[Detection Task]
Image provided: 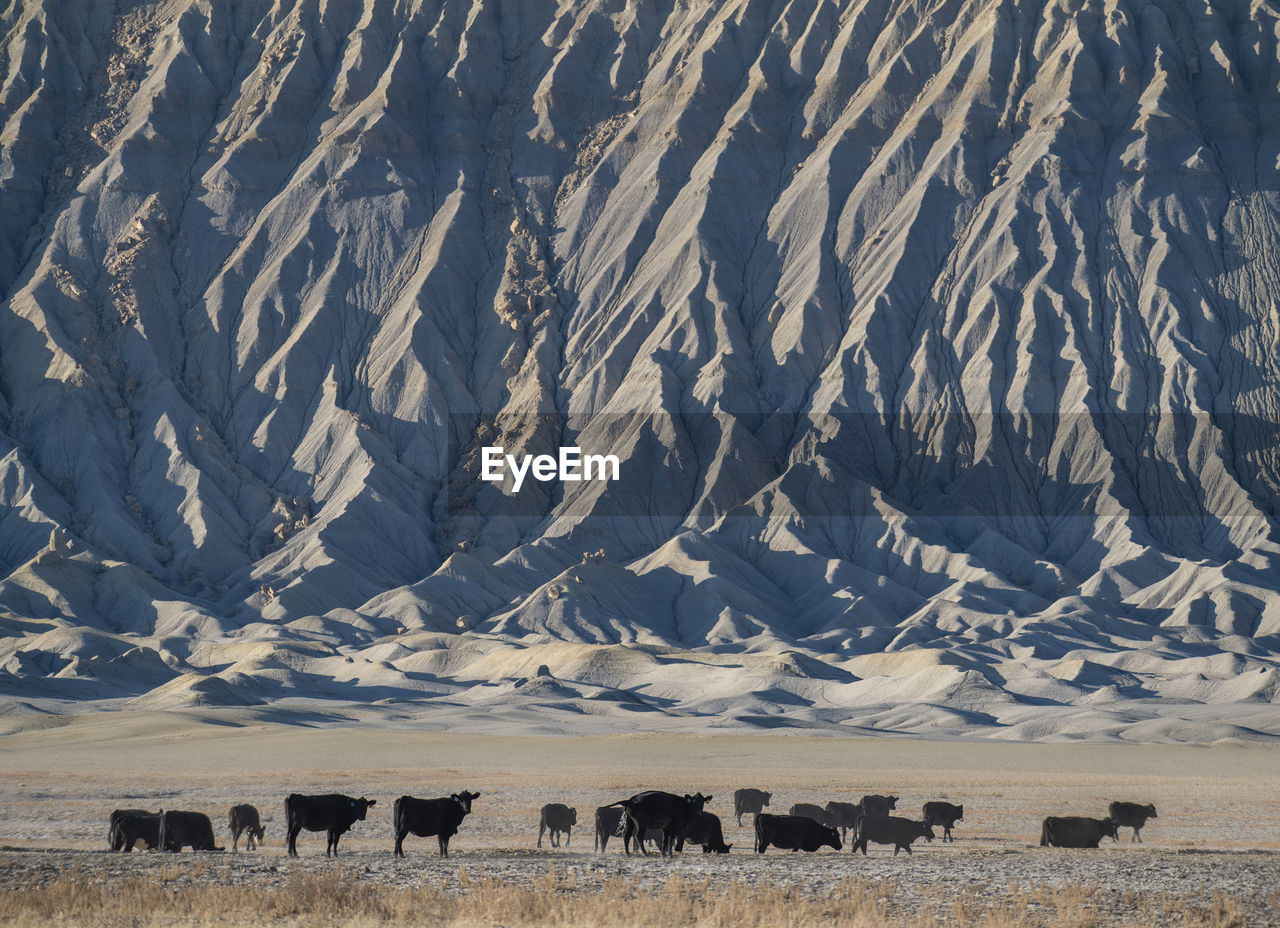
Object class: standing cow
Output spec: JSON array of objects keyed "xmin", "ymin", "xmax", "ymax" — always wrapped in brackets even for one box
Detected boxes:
[
  {"xmin": 860, "ymin": 794, "xmax": 899, "ymax": 818},
  {"xmin": 594, "ymin": 805, "xmax": 624, "ymax": 852},
  {"xmin": 825, "ymin": 801, "xmax": 864, "ymax": 840},
  {"xmin": 788, "ymin": 803, "xmax": 834, "ymax": 826},
  {"xmin": 1107, "ymin": 802, "xmax": 1157, "ymax": 843},
  {"xmin": 393, "ymin": 791, "xmax": 479, "ymax": 858},
  {"xmin": 851, "ymin": 816, "xmax": 934, "ymax": 856},
  {"xmin": 538, "ymin": 803, "xmax": 577, "ymax": 848},
  {"xmin": 158, "ymin": 810, "xmax": 221, "ymax": 852},
  {"xmin": 732, "ymin": 789, "xmax": 771, "ymax": 826},
  {"xmin": 612, "ymin": 791, "xmax": 711, "ymax": 857},
  {"xmin": 922, "ymin": 801, "xmax": 964, "ymax": 842},
  {"xmin": 285, "ymin": 793, "xmax": 376, "ymax": 857},
  {"xmin": 229, "ymin": 804, "xmax": 266, "ymax": 851},
  {"xmin": 109, "ymin": 809, "xmax": 160, "ymax": 852},
  {"xmin": 1040, "ymin": 816, "xmax": 1118, "ymax": 848}
]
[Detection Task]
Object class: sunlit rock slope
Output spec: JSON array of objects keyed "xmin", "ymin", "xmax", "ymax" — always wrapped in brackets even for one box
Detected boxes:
[{"xmin": 2, "ymin": 0, "xmax": 1279, "ymax": 740}]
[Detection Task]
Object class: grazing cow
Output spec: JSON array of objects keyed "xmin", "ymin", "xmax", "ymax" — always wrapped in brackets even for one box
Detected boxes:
[
  {"xmin": 1107, "ymin": 802, "xmax": 1157, "ymax": 843},
  {"xmin": 1040, "ymin": 816, "xmax": 1118, "ymax": 848},
  {"xmin": 228, "ymin": 804, "xmax": 266, "ymax": 852},
  {"xmin": 594, "ymin": 805, "xmax": 624, "ymax": 852},
  {"xmin": 732, "ymin": 788, "xmax": 772, "ymax": 826},
  {"xmin": 538, "ymin": 803, "xmax": 577, "ymax": 848},
  {"xmin": 788, "ymin": 802, "xmax": 834, "ymax": 826},
  {"xmin": 755, "ymin": 813, "xmax": 841, "ymax": 853},
  {"xmin": 612, "ymin": 791, "xmax": 711, "ymax": 857},
  {"xmin": 922, "ymin": 802, "xmax": 964, "ymax": 842},
  {"xmin": 285, "ymin": 793, "xmax": 376, "ymax": 857},
  {"xmin": 678, "ymin": 811, "xmax": 732, "ymax": 854},
  {"xmin": 393, "ymin": 791, "xmax": 479, "ymax": 858},
  {"xmin": 851, "ymin": 815, "xmax": 934, "ymax": 855},
  {"xmin": 860, "ymin": 794, "xmax": 899, "ymax": 818},
  {"xmin": 158, "ymin": 810, "xmax": 221, "ymax": 852},
  {"xmin": 824, "ymin": 801, "xmax": 864, "ymax": 840},
  {"xmin": 109, "ymin": 809, "xmax": 159, "ymax": 852}
]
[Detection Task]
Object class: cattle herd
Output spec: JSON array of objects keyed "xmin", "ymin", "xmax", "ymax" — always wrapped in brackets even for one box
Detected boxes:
[{"xmin": 105, "ymin": 789, "xmax": 1160, "ymax": 858}]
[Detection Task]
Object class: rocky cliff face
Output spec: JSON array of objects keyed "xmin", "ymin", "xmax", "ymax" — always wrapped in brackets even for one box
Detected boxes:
[{"xmin": 2, "ymin": 0, "xmax": 1278, "ymax": 738}]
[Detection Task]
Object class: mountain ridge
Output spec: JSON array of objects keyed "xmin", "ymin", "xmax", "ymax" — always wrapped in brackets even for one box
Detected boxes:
[{"xmin": 1, "ymin": 0, "xmax": 1279, "ymax": 739}]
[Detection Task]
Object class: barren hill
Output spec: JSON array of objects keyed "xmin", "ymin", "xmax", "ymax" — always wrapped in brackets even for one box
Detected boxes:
[{"xmin": 2, "ymin": 0, "xmax": 1279, "ymax": 739}]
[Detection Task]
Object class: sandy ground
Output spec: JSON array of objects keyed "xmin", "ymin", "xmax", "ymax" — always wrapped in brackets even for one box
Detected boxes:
[{"xmin": 2, "ymin": 711, "xmax": 1279, "ymax": 924}]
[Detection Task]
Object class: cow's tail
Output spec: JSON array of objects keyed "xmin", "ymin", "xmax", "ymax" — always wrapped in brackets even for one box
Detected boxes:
[
  {"xmin": 157, "ymin": 809, "xmax": 167, "ymax": 853},
  {"xmin": 1039, "ymin": 819, "xmax": 1052, "ymax": 847}
]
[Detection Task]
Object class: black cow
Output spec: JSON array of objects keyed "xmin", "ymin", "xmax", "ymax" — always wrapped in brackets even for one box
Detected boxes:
[
  {"xmin": 851, "ymin": 815, "xmax": 934, "ymax": 855},
  {"xmin": 538, "ymin": 803, "xmax": 577, "ymax": 848},
  {"xmin": 594, "ymin": 805, "xmax": 624, "ymax": 852},
  {"xmin": 228, "ymin": 804, "xmax": 266, "ymax": 851},
  {"xmin": 733, "ymin": 788, "xmax": 771, "ymax": 826},
  {"xmin": 109, "ymin": 809, "xmax": 159, "ymax": 852},
  {"xmin": 1107, "ymin": 802, "xmax": 1157, "ymax": 843},
  {"xmin": 1040, "ymin": 816, "xmax": 1118, "ymax": 848},
  {"xmin": 860, "ymin": 794, "xmax": 899, "ymax": 818},
  {"xmin": 679, "ymin": 811, "xmax": 732, "ymax": 853},
  {"xmin": 612, "ymin": 791, "xmax": 711, "ymax": 857},
  {"xmin": 922, "ymin": 801, "xmax": 964, "ymax": 842},
  {"xmin": 755, "ymin": 813, "xmax": 841, "ymax": 853},
  {"xmin": 393, "ymin": 791, "xmax": 479, "ymax": 858},
  {"xmin": 285, "ymin": 793, "xmax": 376, "ymax": 857},
  {"xmin": 158, "ymin": 810, "xmax": 221, "ymax": 852},
  {"xmin": 592, "ymin": 804, "xmax": 666, "ymax": 853},
  {"xmin": 788, "ymin": 802, "xmax": 833, "ymax": 826},
  {"xmin": 824, "ymin": 801, "xmax": 864, "ymax": 839}
]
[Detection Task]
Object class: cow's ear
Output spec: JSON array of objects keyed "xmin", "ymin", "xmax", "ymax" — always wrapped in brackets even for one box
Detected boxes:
[{"xmin": 367, "ymin": 799, "xmax": 377, "ymax": 806}]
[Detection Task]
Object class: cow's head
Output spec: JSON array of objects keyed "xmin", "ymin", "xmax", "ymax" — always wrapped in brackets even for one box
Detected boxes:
[
  {"xmin": 762, "ymin": 792, "xmax": 772, "ymax": 805},
  {"xmin": 823, "ymin": 826, "xmax": 842, "ymax": 851},
  {"xmin": 348, "ymin": 798, "xmax": 376, "ymax": 819},
  {"xmin": 956, "ymin": 805, "xmax": 964, "ymax": 820},
  {"xmin": 1102, "ymin": 817, "xmax": 1118, "ymax": 839},
  {"xmin": 921, "ymin": 822, "xmax": 936, "ymax": 842},
  {"xmin": 886, "ymin": 795, "xmax": 900, "ymax": 809},
  {"xmin": 251, "ymin": 824, "xmax": 266, "ymax": 841},
  {"xmin": 568, "ymin": 807, "xmax": 577, "ymax": 825},
  {"xmin": 452, "ymin": 791, "xmax": 480, "ymax": 813},
  {"xmin": 685, "ymin": 793, "xmax": 711, "ymax": 812},
  {"xmin": 1146, "ymin": 804, "xmax": 1157, "ymax": 818}
]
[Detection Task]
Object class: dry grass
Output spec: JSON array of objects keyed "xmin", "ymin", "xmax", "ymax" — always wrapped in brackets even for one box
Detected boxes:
[{"xmin": 0, "ymin": 865, "xmax": 1270, "ymax": 928}]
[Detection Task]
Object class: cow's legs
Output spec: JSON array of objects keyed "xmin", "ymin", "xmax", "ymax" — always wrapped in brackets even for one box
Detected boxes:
[
  {"xmin": 1133, "ymin": 829, "xmax": 1142, "ymax": 844},
  {"xmin": 287, "ymin": 826, "xmax": 301, "ymax": 857},
  {"xmin": 394, "ymin": 829, "xmax": 406, "ymax": 858},
  {"xmin": 231, "ymin": 829, "xmax": 239, "ymax": 853},
  {"xmin": 538, "ymin": 822, "xmax": 545, "ymax": 848},
  {"xmin": 565, "ymin": 827, "xmax": 570, "ymax": 847},
  {"xmin": 438, "ymin": 835, "xmax": 449, "ymax": 857},
  {"xmin": 622, "ymin": 817, "xmax": 639, "ymax": 855}
]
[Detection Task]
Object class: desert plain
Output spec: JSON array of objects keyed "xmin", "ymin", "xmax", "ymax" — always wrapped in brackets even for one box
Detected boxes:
[{"xmin": 1, "ymin": 711, "xmax": 1279, "ymax": 926}]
